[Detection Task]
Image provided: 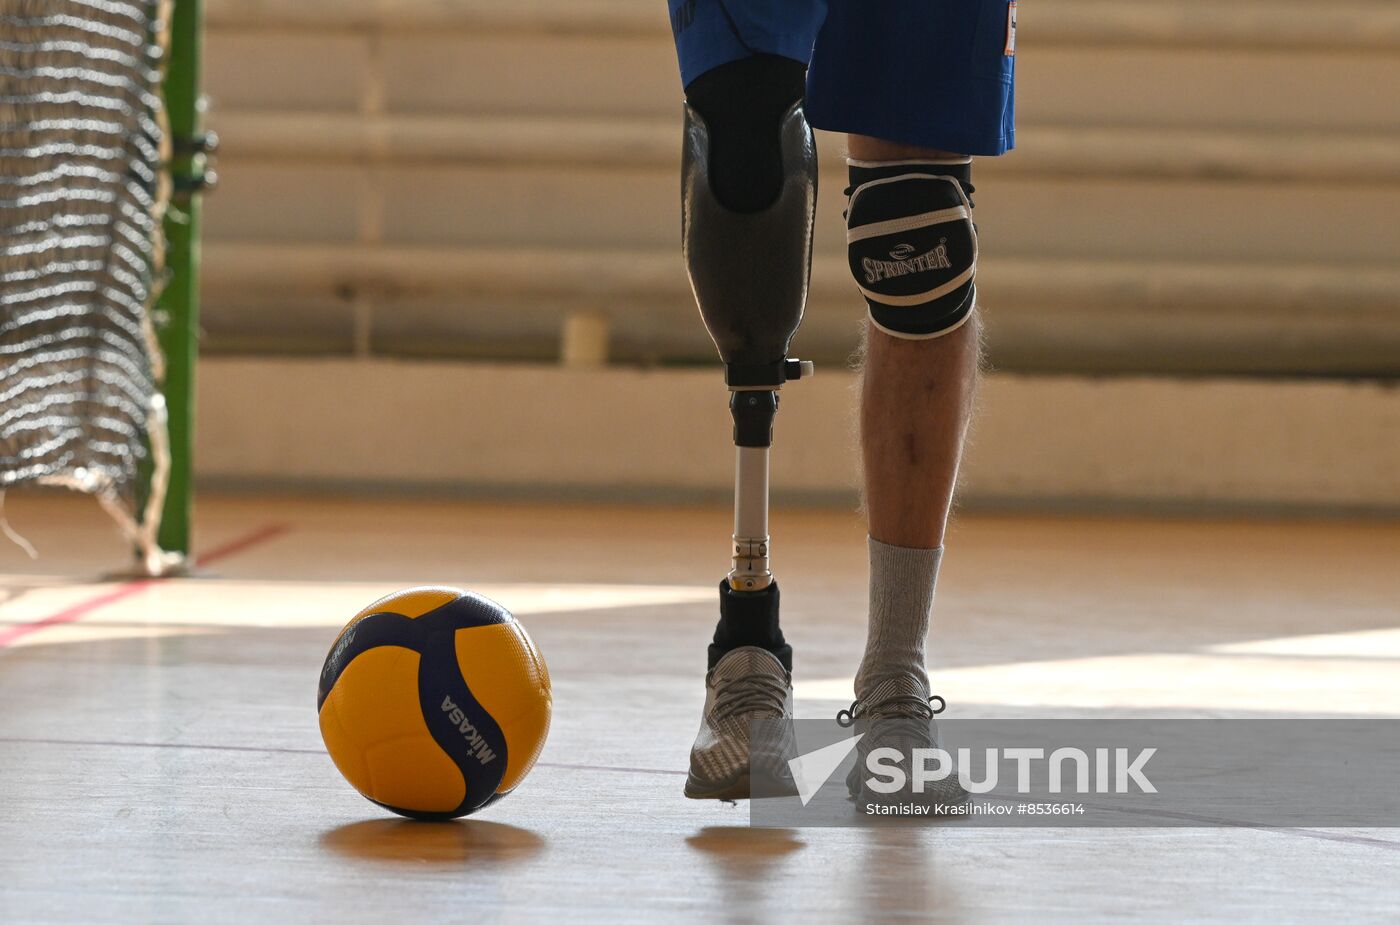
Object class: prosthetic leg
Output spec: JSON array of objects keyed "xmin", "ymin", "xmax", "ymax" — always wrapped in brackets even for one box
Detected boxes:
[
  {"xmin": 678, "ymin": 56, "xmax": 816, "ymax": 800},
  {"xmin": 681, "ymin": 81, "xmax": 818, "ymax": 671}
]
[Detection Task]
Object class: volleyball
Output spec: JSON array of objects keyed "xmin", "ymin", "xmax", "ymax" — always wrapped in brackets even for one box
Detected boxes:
[{"xmin": 317, "ymin": 587, "xmax": 551, "ymax": 819}]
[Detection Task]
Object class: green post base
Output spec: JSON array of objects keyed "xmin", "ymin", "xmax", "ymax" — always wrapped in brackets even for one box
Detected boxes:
[{"xmin": 151, "ymin": 0, "xmax": 207, "ymax": 558}]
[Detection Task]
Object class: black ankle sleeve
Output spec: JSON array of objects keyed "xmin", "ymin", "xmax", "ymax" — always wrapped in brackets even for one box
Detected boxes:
[{"xmin": 709, "ymin": 580, "xmax": 792, "ymax": 671}]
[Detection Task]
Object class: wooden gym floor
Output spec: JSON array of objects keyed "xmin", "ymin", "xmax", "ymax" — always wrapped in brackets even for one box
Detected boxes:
[{"xmin": 1, "ymin": 493, "xmax": 1398, "ymax": 923}]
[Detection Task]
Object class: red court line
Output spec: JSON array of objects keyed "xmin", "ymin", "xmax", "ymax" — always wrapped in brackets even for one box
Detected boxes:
[
  {"xmin": 196, "ymin": 522, "xmax": 290, "ymax": 568},
  {"xmin": 0, "ymin": 582, "xmax": 154, "ymax": 649},
  {"xmin": 0, "ymin": 523, "xmax": 289, "ymax": 650}
]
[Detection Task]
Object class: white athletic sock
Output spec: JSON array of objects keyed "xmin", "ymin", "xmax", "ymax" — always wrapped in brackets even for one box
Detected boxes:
[{"xmin": 855, "ymin": 537, "xmax": 943, "ymax": 701}]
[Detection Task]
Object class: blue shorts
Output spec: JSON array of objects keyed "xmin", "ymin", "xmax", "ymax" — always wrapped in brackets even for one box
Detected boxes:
[{"xmin": 668, "ymin": 0, "xmax": 1016, "ymax": 156}]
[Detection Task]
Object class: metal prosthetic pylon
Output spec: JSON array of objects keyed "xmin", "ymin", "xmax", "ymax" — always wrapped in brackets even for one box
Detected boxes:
[{"xmin": 726, "ymin": 360, "xmax": 814, "ymax": 594}]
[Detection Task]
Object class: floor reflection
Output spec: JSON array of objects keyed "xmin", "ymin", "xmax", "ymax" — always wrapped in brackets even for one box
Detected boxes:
[
  {"xmin": 853, "ymin": 826, "xmax": 968, "ymax": 922},
  {"xmin": 687, "ymin": 825, "xmax": 805, "ymax": 866},
  {"xmin": 320, "ymin": 818, "xmax": 546, "ymax": 866},
  {"xmin": 685, "ymin": 825, "xmax": 807, "ymax": 919}
]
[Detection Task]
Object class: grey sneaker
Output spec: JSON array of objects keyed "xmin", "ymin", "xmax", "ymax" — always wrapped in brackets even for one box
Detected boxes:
[
  {"xmin": 841, "ymin": 675, "xmax": 969, "ymax": 808},
  {"xmin": 685, "ymin": 646, "xmax": 796, "ymax": 800}
]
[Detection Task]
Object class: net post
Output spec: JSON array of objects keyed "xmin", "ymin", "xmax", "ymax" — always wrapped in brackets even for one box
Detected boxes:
[{"xmin": 153, "ymin": 0, "xmax": 209, "ymax": 558}]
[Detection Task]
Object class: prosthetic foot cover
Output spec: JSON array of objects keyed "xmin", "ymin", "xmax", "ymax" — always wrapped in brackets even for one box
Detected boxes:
[
  {"xmin": 710, "ymin": 581, "xmax": 791, "ymax": 672},
  {"xmin": 847, "ymin": 159, "xmax": 978, "ymax": 339},
  {"xmin": 681, "ymin": 96, "xmax": 818, "ymax": 388}
]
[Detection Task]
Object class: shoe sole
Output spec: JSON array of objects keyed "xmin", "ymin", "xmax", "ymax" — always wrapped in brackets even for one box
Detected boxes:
[{"xmin": 684, "ymin": 772, "xmax": 750, "ymax": 801}]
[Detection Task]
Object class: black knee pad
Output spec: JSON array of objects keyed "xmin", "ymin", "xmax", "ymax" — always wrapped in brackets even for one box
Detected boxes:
[
  {"xmin": 684, "ymin": 55, "xmax": 808, "ymax": 213},
  {"xmin": 846, "ymin": 159, "xmax": 978, "ymax": 339}
]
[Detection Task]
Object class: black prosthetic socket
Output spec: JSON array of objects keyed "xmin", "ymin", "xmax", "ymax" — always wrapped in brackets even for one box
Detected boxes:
[
  {"xmin": 709, "ymin": 580, "xmax": 792, "ymax": 672},
  {"xmin": 847, "ymin": 160, "xmax": 975, "ymax": 208},
  {"xmin": 681, "ymin": 73, "xmax": 818, "ymax": 385},
  {"xmin": 684, "ymin": 55, "xmax": 808, "ymax": 213}
]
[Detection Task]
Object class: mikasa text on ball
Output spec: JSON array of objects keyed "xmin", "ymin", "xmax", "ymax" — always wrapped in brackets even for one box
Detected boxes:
[{"xmin": 317, "ymin": 586, "xmax": 551, "ymax": 819}]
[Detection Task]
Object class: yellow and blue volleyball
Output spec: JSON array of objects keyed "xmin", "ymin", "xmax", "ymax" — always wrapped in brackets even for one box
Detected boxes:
[{"xmin": 317, "ymin": 586, "xmax": 551, "ymax": 820}]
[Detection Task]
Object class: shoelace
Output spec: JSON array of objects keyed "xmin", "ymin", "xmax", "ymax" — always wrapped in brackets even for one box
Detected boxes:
[
  {"xmin": 713, "ymin": 673, "xmax": 789, "ymax": 722},
  {"xmin": 836, "ymin": 692, "xmax": 946, "ymax": 728}
]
